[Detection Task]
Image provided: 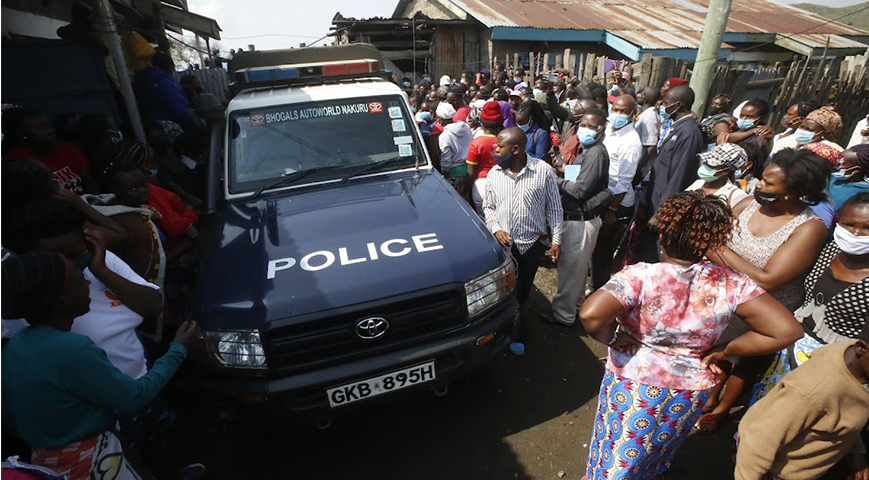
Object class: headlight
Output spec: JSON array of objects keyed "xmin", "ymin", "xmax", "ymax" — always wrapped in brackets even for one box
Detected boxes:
[
  {"xmin": 203, "ymin": 330, "xmax": 267, "ymax": 369},
  {"xmin": 465, "ymin": 256, "xmax": 517, "ymax": 318}
]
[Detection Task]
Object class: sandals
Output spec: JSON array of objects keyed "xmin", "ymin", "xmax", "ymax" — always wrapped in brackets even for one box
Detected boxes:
[{"xmin": 694, "ymin": 412, "xmax": 727, "ymax": 434}]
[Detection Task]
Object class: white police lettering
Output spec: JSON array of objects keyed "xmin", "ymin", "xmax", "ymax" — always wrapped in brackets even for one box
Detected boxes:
[
  {"xmin": 300, "ymin": 251, "xmax": 336, "ymax": 272},
  {"xmin": 265, "ymin": 234, "xmax": 443, "ymax": 279},
  {"xmin": 412, "ymin": 233, "xmax": 443, "ymax": 253},
  {"xmin": 381, "ymin": 239, "xmax": 411, "ymax": 257}
]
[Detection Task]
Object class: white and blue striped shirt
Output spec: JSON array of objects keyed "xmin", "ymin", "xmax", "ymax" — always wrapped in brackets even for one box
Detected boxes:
[{"xmin": 483, "ymin": 157, "xmax": 563, "ymax": 254}]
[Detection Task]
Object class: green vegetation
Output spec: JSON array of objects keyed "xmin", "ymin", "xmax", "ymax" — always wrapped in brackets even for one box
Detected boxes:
[{"xmin": 791, "ymin": 1, "xmax": 869, "ymax": 32}]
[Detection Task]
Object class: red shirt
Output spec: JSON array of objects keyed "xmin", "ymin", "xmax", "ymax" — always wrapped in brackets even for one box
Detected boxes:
[
  {"xmin": 146, "ymin": 183, "xmax": 199, "ymax": 250},
  {"xmin": 7, "ymin": 142, "xmax": 91, "ymax": 194},
  {"xmin": 466, "ymin": 134, "xmax": 498, "ymax": 179},
  {"xmin": 454, "ymin": 106, "xmax": 471, "ymax": 124}
]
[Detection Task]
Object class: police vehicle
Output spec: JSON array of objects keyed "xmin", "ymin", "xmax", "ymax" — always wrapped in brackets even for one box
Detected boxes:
[{"xmin": 192, "ymin": 44, "xmax": 518, "ymax": 422}]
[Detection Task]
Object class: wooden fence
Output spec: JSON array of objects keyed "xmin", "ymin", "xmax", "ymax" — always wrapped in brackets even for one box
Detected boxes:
[{"xmin": 500, "ymin": 50, "xmax": 690, "ymax": 90}]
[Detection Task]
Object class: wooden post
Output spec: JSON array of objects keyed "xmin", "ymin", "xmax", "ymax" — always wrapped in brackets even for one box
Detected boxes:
[
  {"xmin": 640, "ymin": 53, "xmax": 652, "ymax": 90},
  {"xmin": 513, "ymin": 53, "xmax": 519, "ymax": 72},
  {"xmin": 811, "ymin": 36, "xmax": 830, "ymax": 88},
  {"xmin": 530, "ymin": 51, "xmax": 536, "ymax": 79},
  {"xmin": 688, "ymin": 0, "xmax": 734, "ymax": 116},
  {"xmin": 543, "ymin": 52, "xmax": 550, "ymax": 73},
  {"xmin": 584, "ymin": 53, "xmax": 596, "ymax": 81},
  {"xmin": 556, "ymin": 54, "xmax": 562, "ymax": 70},
  {"xmin": 563, "ymin": 48, "xmax": 571, "ymax": 69}
]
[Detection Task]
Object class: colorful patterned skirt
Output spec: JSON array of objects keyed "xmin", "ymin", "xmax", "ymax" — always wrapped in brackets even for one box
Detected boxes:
[{"xmin": 586, "ymin": 369, "xmax": 711, "ymax": 480}]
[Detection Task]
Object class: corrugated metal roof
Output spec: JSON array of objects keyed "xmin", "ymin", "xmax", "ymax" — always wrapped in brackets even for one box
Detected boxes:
[
  {"xmin": 447, "ymin": 0, "xmax": 869, "ymax": 49},
  {"xmin": 784, "ymin": 32, "xmax": 869, "ymax": 49}
]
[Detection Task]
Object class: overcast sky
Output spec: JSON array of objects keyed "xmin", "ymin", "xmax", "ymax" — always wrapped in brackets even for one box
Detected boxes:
[
  {"xmin": 187, "ymin": 0, "xmax": 398, "ymax": 52},
  {"xmin": 188, "ymin": 0, "xmax": 867, "ymax": 52}
]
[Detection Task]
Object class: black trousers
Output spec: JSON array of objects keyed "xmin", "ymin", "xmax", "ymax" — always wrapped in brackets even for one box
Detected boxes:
[
  {"xmin": 512, "ymin": 241, "xmax": 546, "ymax": 305},
  {"xmin": 511, "ymin": 241, "xmax": 546, "ymax": 343},
  {"xmin": 591, "ymin": 206, "xmax": 633, "ymax": 289}
]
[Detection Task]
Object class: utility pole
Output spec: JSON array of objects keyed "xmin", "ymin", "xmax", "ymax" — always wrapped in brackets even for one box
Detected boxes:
[{"xmin": 689, "ymin": 0, "xmax": 733, "ymax": 117}]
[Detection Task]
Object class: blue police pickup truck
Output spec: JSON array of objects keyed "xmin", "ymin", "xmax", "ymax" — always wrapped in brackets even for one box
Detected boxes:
[{"xmin": 191, "ymin": 44, "xmax": 518, "ymax": 422}]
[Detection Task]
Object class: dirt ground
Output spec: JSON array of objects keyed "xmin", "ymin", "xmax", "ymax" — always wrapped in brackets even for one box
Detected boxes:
[{"xmin": 166, "ymin": 258, "xmax": 738, "ymax": 480}]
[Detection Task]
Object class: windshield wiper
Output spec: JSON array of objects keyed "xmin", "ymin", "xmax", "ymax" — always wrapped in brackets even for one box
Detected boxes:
[
  {"xmin": 252, "ymin": 165, "xmax": 346, "ymax": 198},
  {"xmin": 341, "ymin": 156, "xmax": 414, "ymax": 183}
]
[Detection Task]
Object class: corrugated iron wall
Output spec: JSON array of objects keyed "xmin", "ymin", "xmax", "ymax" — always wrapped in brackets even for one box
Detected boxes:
[{"xmin": 174, "ymin": 67, "xmax": 230, "ymax": 103}]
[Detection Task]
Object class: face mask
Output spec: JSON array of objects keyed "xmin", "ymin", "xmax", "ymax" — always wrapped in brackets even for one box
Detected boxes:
[
  {"xmin": 609, "ymin": 113, "xmax": 630, "ymax": 130},
  {"xmin": 754, "ymin": 189, "xmax": 787, "ymax": 206},
  {"xmin": 532, "ymin": 88, "xmax": 543, "ymax": 97},
  {"xmin": 697, "ymin": 163, "xmax": 724, "ymax": 182},
  {"xmin": 659, "ymin": 105, "xmax": 672, "ymax": 122},
  {"xmin": 410, "ymin": 106, "xmax": 417, "ymax": 114},
  {"xmin": 109, "ymin": 130, "xmax": 124, "ymax": 144},
  {"xmin": 514, "ymin": 77, "xmax": 522, "ymax": 83},
  {"xmin": 734, "ymin": 168, "xmax": 744, "ymax": 179},
  {"xmin": 834, "ymin": 224, "xmax": 869, "ymax": 255},
  {"xmin": 420, "ymin": 112, "xmax": 433, "ymax": 124},
  {"xmin": 146, "ymin": 168, "xmax": 159, "ymax": 179},
  {"xmin": 736, "ymin": 119, "xmax": 757, "ymax": 131},
  {"xmin": 69, "ymin": 250, "xmax": 94, "ymax": 271},
  {"xmin": 577, "ymin": 127, "xmax": 599, "ymax": 146},
  {"xmin": 518, "ymin": 123, "xmax": 532, "ymax": 133},
  {"xmin": 793, "ymin": 128, "xmax": 816, "ymax": 145},
  {"xmin": 832, "ymin": 166, "xmax": 860, "ymax": 181},
  {"xmin": 494, "ymin": 151, "xmax": 513, "ymax": 168},
  {"xmin": 636, "ymin": 104, "xmax": 643, "ymax": 112},
  {"xmin": 708, "ymin": 107, "xmax": 723, "ymax": 116},
  {"xmin": 402, "ymin": 81, "xmax": 412, "ymax": 88}
]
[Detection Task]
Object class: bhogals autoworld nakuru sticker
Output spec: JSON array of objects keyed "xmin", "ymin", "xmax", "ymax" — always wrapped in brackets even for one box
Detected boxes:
[{"xmin": 249, "ymin": 101, "xmax": 385, "ymax": 126}]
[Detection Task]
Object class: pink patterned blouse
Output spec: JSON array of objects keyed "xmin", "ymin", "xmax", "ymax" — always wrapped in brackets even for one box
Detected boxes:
[{"xmin": 602, "ymin": 261, "xmax": 765, "ymax": 391}]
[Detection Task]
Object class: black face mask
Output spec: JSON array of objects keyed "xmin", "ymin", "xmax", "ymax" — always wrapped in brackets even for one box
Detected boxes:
[
  {"xmin": 754, "ymin": 190, "xmax": 787, "ymax": 206},
  {"xmin": 708, "ymin": 107, "xmax": 723, "ymax": 116}
]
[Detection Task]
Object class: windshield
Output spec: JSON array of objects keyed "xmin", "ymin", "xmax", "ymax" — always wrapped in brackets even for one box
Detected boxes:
[{"xmin": 228, "ymin": 95, "xmax": 425, "ymax": 194}]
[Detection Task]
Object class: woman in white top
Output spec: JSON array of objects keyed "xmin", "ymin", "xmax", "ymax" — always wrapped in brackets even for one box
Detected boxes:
[
  {"xmin": 685, "ymin": 143, "xmax": 750, "ymax": 209},
  {"xmin": 770, "ymin": 101, "xmax": 819, "ymax": 157}
]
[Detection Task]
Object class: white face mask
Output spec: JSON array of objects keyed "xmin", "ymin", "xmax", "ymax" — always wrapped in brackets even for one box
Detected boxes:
[{"xmin": 834, "ymin": 224, "xmax": 869, "ymax": 256}]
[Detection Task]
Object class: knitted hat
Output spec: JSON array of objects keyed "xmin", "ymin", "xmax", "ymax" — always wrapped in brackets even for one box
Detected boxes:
[
  {"xmin": 481, "ymin": 101, "xmax": 503, "ymax": 123},
  {"xmin": 1, "ymin": 251, "xmax": 68, "ymax": 321},
  {"xmin": 436, "ymin": 102, "xmax": 456, "ymax": 120}
]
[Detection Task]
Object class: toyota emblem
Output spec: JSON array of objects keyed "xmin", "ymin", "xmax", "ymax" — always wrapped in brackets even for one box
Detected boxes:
[{"xmin": 356, "ymin": 317, "xmax": 389, "ymax": 340}]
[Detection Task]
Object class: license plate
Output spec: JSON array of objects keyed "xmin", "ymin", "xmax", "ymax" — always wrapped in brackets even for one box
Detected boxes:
[{"xmin": 326, "ymin": 361, "xmax": 436, "ymax": 408}]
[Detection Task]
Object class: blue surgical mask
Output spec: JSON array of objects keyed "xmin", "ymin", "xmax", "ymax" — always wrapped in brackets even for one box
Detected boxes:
[
  {"xmin": 410, "ymin": 106, "xmax": 417, "ymax": 114},
  {"xmin": 494, "ymin": 151, "xmax": 513, "ymax": 168},
  {"xmin": 659, "ymin": 105, "xmax": 671, "ymax": 122},
  {"xmin": 514, "ymin": 77, "xmax": 522, "ymax": 83},
  {"xmin": 832, "ymin": 166, "xmax": 859, "ymax": 180},
  {"xmin": 609, "ymin": 113, "xmax": 630, "ymax": 130},
  {"xmin": 402, "ymin": 81, "xmax": 412, "ymax": 88},
  {"xmin": 420, "ymin": 112, "xmax": 433, "ymax": 124},
  {"xmin": 518, "ymin": 123, "xmax": 532, "ymax": 133},
  {"xmin": 736, "ymin": 118, "xmax": 757, "ymax": 131},
  {"xmin": 147, "ymin": 168, "xmax": 158, "ymax": 179},
  {"xmin": 636, "ymin": 104, "xmax": 643, "ymax": 112},
  {"xmin": 532, "ymin": 88, "xmax": 543, "ymax": 97},
  {"xmin": 793, "ymin": 128, "xmax": 816, "ymax": 145},
  {"xmin": 577, "ymin": 127, "xmax": 599, "ymax": 146},
  {"xmin": 734, "ymin": 168, "xmax": 744, "ymax": 179}
]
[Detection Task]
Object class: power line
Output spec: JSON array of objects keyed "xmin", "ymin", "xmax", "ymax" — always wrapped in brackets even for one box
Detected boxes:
[{"xmin": 221, "ymin": 33, "xmax": 324, "ymax": 40}]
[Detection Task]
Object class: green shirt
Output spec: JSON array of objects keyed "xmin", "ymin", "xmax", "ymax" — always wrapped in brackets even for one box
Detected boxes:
[{"xmin": 1, "ymin": 326, "xmax": 187, "ymax": 448}]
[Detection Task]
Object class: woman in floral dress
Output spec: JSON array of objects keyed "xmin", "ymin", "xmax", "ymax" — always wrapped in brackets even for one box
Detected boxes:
[{"xmin": 579, "ymin": 191, "xmax": 803, "ymax": 480}]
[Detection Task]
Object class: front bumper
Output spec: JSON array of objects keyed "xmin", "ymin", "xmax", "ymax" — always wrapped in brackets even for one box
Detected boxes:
[{"xmin": 194, "ymin": 298, "xmax": 518, "ymax": 424}]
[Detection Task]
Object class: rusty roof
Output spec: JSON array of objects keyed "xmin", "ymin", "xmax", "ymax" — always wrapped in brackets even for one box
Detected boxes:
[{"xmin": 447, "ymin": 0, "xmax": 868, "ymax": 49}]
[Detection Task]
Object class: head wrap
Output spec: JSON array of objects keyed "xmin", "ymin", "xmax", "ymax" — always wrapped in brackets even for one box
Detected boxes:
[
  {"xmin": 668, "ymin": 77, "xmax": 688, "ymax": 87},
  {"xmin": 121, "ymin": 31, "xmax": 155, "ymax": 71},
  {"xmin": 439, "ymin": 75, "xmax": 452, "ymax": 87},
  {"xmin": 801, "ymin": 142, "xmax": 844, "ymax": 167},
  {"xmin": 498, "ymin": 101, "xmax": 515, "ymax": 128},
  {"xmin": 806, "ymin": 106, "xmax": 843, "ymax": 137},
  {"xmin": 850, "ymin": 144, "xmax": 869, "ymax": 171},
  {"xmin": 436, "ymin": 102, "xmax": 456, "ymax": 121},
  {"xmin": 481, "ymin": 102, "xmax": 504, "ymax": 124},
  {"xmin": 2, "ymin": 252, "xmax": 68, "ymax": 321}
]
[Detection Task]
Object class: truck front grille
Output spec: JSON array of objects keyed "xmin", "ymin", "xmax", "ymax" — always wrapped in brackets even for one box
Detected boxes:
[{"xmin": 264, "ymin": 288, "xmax": 467, "ymax": 374}]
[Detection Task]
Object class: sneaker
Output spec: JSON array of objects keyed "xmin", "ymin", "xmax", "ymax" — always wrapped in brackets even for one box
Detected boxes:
[
  {"xmin": 539, "ymin": 312, "xmax": 574, "ymax": 326},
  {"xmin": 509, "ymin": 342, "xmax": 525, "ymax": 356},
  {"xmin": 179, "ymin": 463, "xmax": 206, "ymax": 480}
]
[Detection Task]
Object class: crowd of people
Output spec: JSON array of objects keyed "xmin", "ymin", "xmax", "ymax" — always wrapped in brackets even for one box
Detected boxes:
[
  {"xmin": 1, "ymin": 29, "xmax": 211, "ymax": 480},
  {"xmin": 405, "ymin": 63, "xmax": 869, "ymax": 479},
  {"xmin": 2, "ymin": 49, "xmax": 869, "ymax": 480}
]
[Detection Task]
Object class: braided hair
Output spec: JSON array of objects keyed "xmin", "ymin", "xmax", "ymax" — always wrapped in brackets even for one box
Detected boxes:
[{"xmin": 650, "ymin": 191, "xmax": 735, "ymax": 262}]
